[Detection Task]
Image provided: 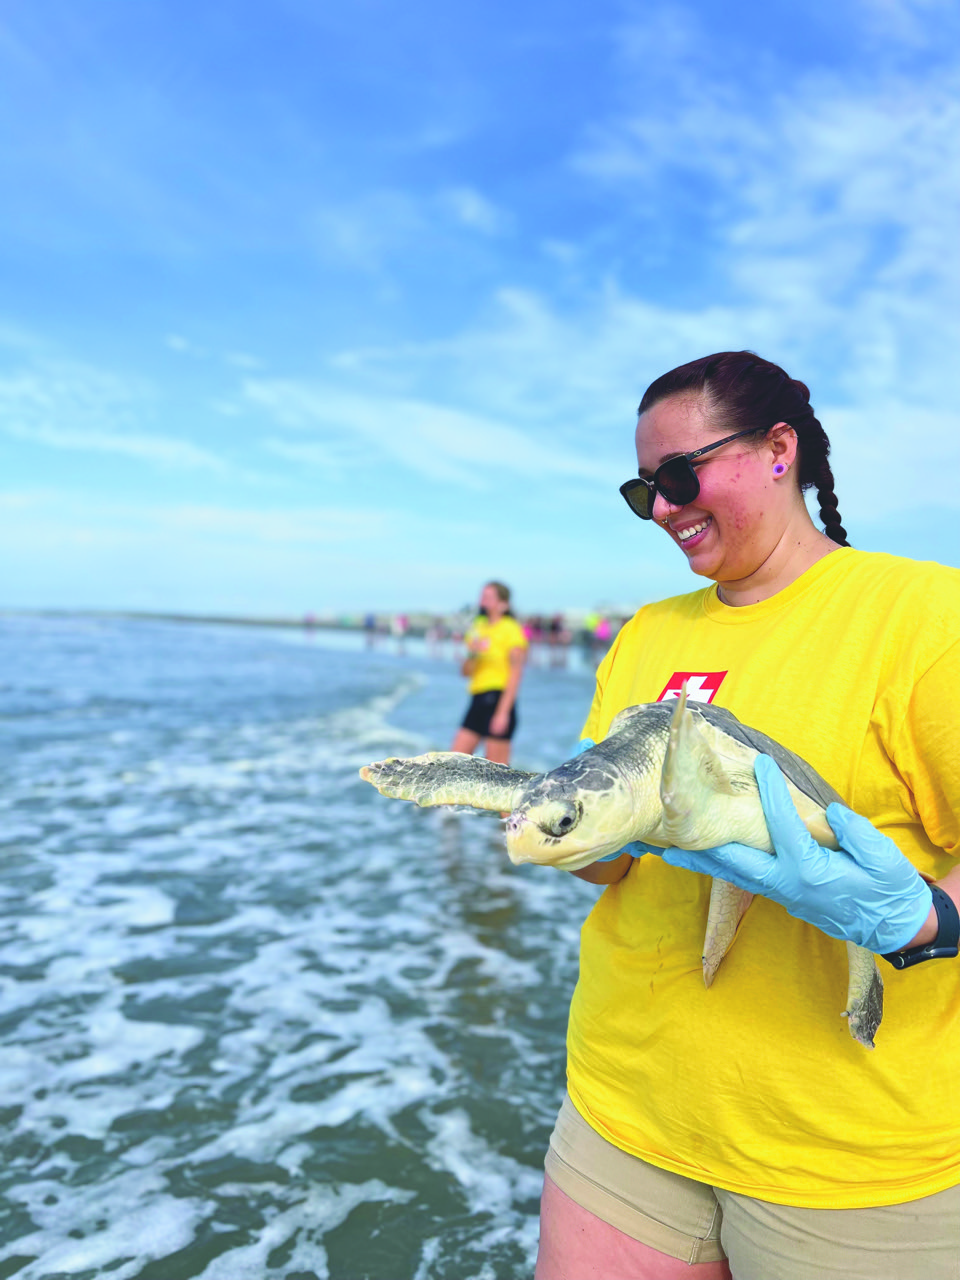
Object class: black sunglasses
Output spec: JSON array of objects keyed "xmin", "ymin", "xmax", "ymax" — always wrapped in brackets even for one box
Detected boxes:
[{"xmin": 619, "ymin": 426, "xmax": 764, "ymax": 521}]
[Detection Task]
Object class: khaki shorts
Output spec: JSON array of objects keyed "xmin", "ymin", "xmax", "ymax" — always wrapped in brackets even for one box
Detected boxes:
[{"xmin": 545, "ymin": 1093, "xmax": 960, "ymax": 1280}]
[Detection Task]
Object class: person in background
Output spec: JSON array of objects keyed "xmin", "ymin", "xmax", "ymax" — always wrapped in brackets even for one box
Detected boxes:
[
  {"xmin": 547, "ymin": 613, "xmax": 568, "ymax": 668},
  {"xmin": 591, "ymin": 614, "xmax": 612, "ymax": 666},
  {"xmin": 535, "ymin": 351, "xmax": 960, "ymax": 1280},
  {"xmin": 525, "ymin": 615, "xmax": 545, "ymax": 666},
  {"xmin": 391, "ymin": 612, "xmax": 409, "ymax": 654},
  {"xmin": 426, "ymin": 615, "xmax": 445, "ymax": 660},
  {"xmin": 451, "ymin": 581, "xmax": 528, "ymax": 766}
]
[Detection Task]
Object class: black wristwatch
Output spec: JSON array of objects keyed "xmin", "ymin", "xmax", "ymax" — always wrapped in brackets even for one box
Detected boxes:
[{"xmin": 881, "ymin": 884, "xmax": 960, "ymax": 969}]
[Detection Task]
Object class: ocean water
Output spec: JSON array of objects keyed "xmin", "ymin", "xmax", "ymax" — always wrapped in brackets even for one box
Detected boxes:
[{"xmin": 0, "ymin": 615, "xmax": 605, "ymax": 1280}]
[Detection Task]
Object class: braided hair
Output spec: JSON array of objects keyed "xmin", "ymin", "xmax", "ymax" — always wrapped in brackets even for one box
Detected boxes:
[{"xmin": 638, "ymin": 351, "xmax": 850, "ymax": 546}]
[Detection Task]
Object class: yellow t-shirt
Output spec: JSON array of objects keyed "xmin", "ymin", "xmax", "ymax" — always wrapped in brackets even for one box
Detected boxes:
[
  {"xmin": 569, "ymin": 548, "xmax": 960, "ymax": 1208},
  {"xmin": 467, "ymin": 615, "xmax": 528, "ymax": 694}
]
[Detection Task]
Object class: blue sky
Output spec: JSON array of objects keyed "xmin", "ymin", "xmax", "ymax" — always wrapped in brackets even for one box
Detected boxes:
[{"xmin": 2, "ymin": 0, "xmax": 958, "ymax": 618}]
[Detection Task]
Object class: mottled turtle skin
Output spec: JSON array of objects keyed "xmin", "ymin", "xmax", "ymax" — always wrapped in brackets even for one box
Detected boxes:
[{"xmin": 360, "ymin": 688, "xmax": 883, "ymax": 1048}]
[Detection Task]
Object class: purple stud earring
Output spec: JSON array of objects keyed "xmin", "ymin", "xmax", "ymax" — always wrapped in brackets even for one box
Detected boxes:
[{"xmin": 773, "ymin": 463, "xmax": 786, "ymax": 477}]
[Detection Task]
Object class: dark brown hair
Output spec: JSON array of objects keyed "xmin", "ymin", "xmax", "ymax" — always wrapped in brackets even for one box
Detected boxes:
[
  {"xmin": 638, "ymin": 351, "xmax": 849, "ymax": 546},
  {"xmin": 483, "ymin": 580, "xmax": 515, "ymax": 618}
]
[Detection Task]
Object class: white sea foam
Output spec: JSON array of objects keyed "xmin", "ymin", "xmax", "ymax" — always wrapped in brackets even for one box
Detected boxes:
[
  {"xmin": 2, "ymin": 1167, "xmax": 207, "ymax": 1280},
  {"xmin": 193, "ymin": 1179, "xmax": 416, "ymax": 1280},
  {"xmin": 422, "ymin": 1107, "xmax": 544, "ymax": 1216},
  {"xmin": 1, "ymin": 616, "xmax": 598, "ymax": 1276}
]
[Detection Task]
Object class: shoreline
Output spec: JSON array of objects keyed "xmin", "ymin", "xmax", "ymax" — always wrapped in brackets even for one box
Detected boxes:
[{"xmin": 2, "ymin": 605, "xmax": 632, "ymax": 644}]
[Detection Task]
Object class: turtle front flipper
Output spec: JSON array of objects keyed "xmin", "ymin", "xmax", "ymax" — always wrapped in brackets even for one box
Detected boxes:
[
  {"xmin": 843, "ymin": 942, "xmax": 884, "ymax": 1049},
  {"xmin": 359, "ymin": 752, "xmax": 536, "ymax": 812},
  {"xmin": 660, "ymin": 685, "xmax": 747, "ymax": 848},
  {"xmin": 702, "ymin": 879, "xmax": 754, "ymax": 986}
]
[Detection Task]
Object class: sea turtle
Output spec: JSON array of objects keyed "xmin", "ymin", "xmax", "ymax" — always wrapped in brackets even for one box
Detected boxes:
[{"xmin": 359, "ymin": 686, "xmax": 883, "ymax": 1049}]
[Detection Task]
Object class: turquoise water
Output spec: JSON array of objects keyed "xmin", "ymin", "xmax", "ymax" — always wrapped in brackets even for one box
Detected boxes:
[{"xmin": 0, "ymin": 615, "xmax": 604, "ymax": 1279}]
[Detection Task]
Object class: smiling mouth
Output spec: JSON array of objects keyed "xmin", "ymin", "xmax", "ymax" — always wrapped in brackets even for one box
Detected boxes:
[{"xmin": 676, "ymin": 517, "xmax": 712, "ymax": 543}]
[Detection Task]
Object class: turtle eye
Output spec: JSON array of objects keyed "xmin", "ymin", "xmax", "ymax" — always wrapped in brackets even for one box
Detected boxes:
[{"xmin": 538, "ymin": 799, "xmax": 583, "ymax": 838}]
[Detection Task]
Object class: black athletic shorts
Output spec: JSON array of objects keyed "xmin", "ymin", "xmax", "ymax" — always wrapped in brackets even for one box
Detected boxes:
[{"xmin": 460, "ymin": 690, "xmax": 518, "ymax": 740}]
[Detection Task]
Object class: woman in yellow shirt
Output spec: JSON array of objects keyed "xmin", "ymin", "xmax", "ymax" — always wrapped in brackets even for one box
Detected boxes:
[
  {"xmin": 535, "ymin": 352, "xmax": 960, "ymax": 1280},
  {"xmin": 451, "ymin": 581, "xmax": 528, "ymax": 766}
]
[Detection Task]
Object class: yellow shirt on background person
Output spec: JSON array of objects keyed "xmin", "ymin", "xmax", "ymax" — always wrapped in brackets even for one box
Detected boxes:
[
  {"xmin": 466, "ymin": 615, "xmax": 528, "ymax": 694},
  {"xmin": 568, "ymin": 548, "xmax": 960, "ymax": 1209}
]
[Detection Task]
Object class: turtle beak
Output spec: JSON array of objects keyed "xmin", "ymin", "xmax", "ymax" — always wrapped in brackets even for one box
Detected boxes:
[{"xmin": 505, "ymin": 812, "xmax": 528, "ymax": 838}]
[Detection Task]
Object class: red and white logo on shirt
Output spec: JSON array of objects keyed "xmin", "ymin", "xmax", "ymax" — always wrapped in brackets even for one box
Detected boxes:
[{"xmin": 657, "ymin": 671, "xmax": 727, "ymax": 704}]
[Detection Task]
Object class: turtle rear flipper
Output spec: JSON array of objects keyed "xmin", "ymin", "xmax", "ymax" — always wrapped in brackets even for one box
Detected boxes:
[
  {"xmin": 702, "ymin": 880, "xmax": 753, "ymax": 986},
  {"xmin": 360, "ymin": 752, "xmax": 536, "ymax": 812},
  {"xmin": 844, "ymin": 942, "xmax": 883, "ymax": 1049}
]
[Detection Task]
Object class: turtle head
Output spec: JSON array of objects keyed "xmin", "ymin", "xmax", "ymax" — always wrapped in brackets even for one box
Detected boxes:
[{"xmin": 504, "ymin": 756, "xmax": 642, "ymax": 869}]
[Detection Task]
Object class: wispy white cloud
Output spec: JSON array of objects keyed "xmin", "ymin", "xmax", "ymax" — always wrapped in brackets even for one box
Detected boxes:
[
  {"xmin": 0, "ymin": 361, "xmax": 232, "ymax": 473},
  {"xmin": 159, "ymin": 503, "xmax": 389, "ymax": 544},
  {"xmin": 306, "ymin": 192, "xmax": 427, "ymax": 272},
  {"xmin": 0, "ymin": 479, "xmax": 697, "ymax": 615},
  {"xmin": 225, "ymin": 350, "xmax": 263, "ymax": 370},
  {"xmin": 262, "ymin": 436, "xmax": 370, "ymax": 474},
  {"xmin": 313, "ymin": 280, "xmax": 960, "ymax": 527},
  {"xmin": 0, "ymin": 486, "xmax": 564, "ymax": 613},
  {"xmin": 4, "ymin": 421, "xmax": 229, "ymax": 472},
  {"xmin": 244, "ymin": 378, "xmax": 618, "ymax": 487},
  {"xmin": 0, "ymin": 488, "xmax": 391, "ymax": 544},
  {"xmin": 325, "ymin": 285, "xmax": 778, "ymax": 444},
  {"xmin": 569, "ymin": 23, "xmax": 960, "ymax": 409},
  {"xmin": 165, "ymin": 333, "xmax": 207, "ymax": 358},
  {"xmin": 166, "ymin": 336, "xmax": 266, "ymax": 374},
  {"xmin": 818, "ymin": 401, "xmax": 960, "ymax": 522},
  {"xmin": 854, "ymin": 0, "xmax": 960, "ymax": 47},
  {"xmin": 441, "ymin": 186, "xmax": 508, "ymax": 235},
  {"xmin": 305, "ymin": 182, "xmax": 511, "ymax": 274}
]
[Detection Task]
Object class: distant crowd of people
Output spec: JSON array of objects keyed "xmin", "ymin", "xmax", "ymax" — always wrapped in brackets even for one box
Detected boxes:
[{"xmin": 360, "ymin": 606, "xmax": 626, "ymax": 668}]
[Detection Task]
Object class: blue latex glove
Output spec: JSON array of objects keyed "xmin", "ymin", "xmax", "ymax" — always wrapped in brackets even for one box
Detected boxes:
[
  {"xmin": 573, "ymin": 737, "xmax": 655, "ymax": 862},
  {"xmin": 660, "ymin": 754, "xmax": 934, "ymax": 954}
]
